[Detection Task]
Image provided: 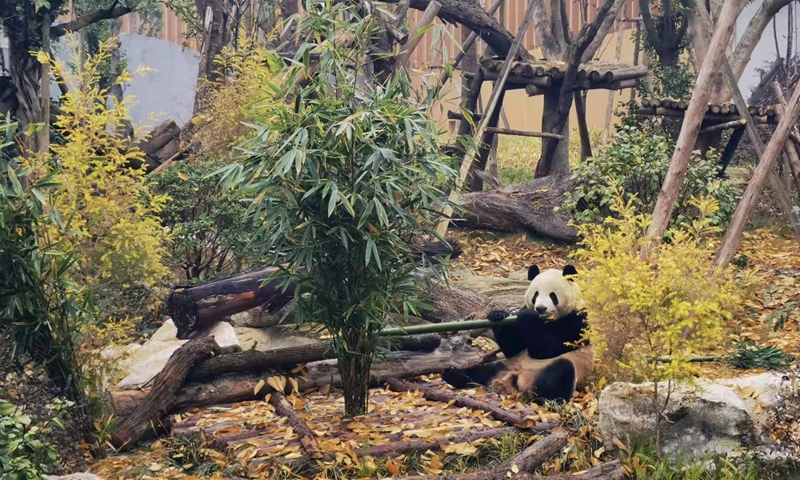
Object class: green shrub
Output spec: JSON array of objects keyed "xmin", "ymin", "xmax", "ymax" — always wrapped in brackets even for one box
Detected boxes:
[
  {"xmin": 0, "ymin": 400, "xmax": 59, "ymax": 480},
  {"xmin": 148, "ymin": 160, "xmax": 264, "ymax": 282},
  {"xmin": 224, "ymin": 3, "xmax": 458, "ymax": 415},
  {"xmin": 563, "ymin": 126, "xmax": 741, "ymax": 228}
]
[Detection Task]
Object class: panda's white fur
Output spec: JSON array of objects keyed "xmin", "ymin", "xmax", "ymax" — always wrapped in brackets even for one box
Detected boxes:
[{"xmin": 524, "ymin": 267, "xmax": 585, "ymax": 319}]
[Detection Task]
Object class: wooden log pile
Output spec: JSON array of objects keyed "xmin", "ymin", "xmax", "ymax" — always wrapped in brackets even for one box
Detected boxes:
[
  {"xmin": 641, "ymin": 96, "xmax": 778, "ymax": 117},
  {"xmin": 479, "ymin": 58, "xmax": 647, "ymax": 92},
  {"xmin": 638, "ymin": 97, "xmax": 779, "ymax": 125}
]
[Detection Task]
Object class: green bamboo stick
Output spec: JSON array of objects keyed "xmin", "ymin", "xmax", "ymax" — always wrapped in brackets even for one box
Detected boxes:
[{"xmin": 379, "ymin": 316, "xmax": 519, "ymax": 337}]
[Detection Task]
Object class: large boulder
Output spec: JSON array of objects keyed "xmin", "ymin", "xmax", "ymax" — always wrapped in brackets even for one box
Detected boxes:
[{"xmin": 598, "ymin": 373, "xmax": 795, "ymax": 462}]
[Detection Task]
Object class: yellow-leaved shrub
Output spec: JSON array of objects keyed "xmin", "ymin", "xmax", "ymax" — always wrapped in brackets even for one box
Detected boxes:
[
  {"xmin": 33, "ymin": 36, "xmax": 169, "ymax": 303},
  {"xmin": 193, "ymin": 33, "xmax": 281, "ymax": 157},
  {"xmin": 572, "ymin": 186, "xmax": 747, "ymax": 386}
]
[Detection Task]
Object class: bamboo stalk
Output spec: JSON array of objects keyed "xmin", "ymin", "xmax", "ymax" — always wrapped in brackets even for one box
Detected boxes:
[{"xmin": 380, "ymin": 316, "xmax": 520, "ymax": 337}]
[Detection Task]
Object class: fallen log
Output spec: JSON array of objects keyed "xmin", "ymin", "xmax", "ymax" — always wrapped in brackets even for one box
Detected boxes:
[
  {"xmin": 385, "ymin": 378, "xmax": 527, "ymax": 426},
  {"xmin": 452, "ymin": 174, "xmax": 579, "ymax": 242},
  {"xmin": 186, "ymin": 334, "xmax": 442, "ymax": 381},
  {"xmin": 168, "ymin": 238, "xmax": 465, "ymax": 338},
  {"xmin": 168, "ymin": 266, "xmax": 294, "ymax": 340},
  {"xmin": 402, "ymin": 429, "xmax": 569, "ymax": 480},
  {"xmin": 112, "ymin": 336, "xmax": 491, "ymax": 417},
  {"xmin": 535, "ymin": 460, "xmax": 624, "ymax": 480},
  {"xmin": 110, "ymin": 337, "xmax": 219, "ymax": 449}
]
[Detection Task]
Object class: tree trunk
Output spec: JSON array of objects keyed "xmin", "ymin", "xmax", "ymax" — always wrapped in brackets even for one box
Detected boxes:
[
  {"xmin": 641, "ymin": 0, "xmax": 747, "ymax": 255},
  {"xmin": 194, "ymin": 0, "xmax": 228, "ymax": 115},
  {"xmin": 9, "ymin": 35, "xmax": 44, "ymax": 153},
  {"xmin": 537, "ymin": 91, "xmax": 571, "ymax": 176},
  {"xmin": 337, "ymin": 326, "xmax": 376, "ymax": 416}
]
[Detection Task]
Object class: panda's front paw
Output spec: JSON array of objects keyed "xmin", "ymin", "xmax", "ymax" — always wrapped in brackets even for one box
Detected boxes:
[{"xmin": 487, "ymin": 310, "xmax": 510, "ymax": 322}]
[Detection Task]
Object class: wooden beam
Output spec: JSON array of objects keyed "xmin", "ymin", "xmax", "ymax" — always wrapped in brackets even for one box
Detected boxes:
[
  {"xmin": 688, "ymin": 4, "xmax": 800, "ymax": 262},
  {"xmin": 714, "ymin": 81, "xmax": 800, "ymax": 268},
  {"xmin": 397, "ymin": 1, "xmax": 442, "ymax": 69},
  {"xmin": 640, "ymin": 0, "xmax": 747, "ymax": 256},
  {"xmin": 436, "ymin": 0, "xmax": 538, "ymax": 238},
  {"xmin": 484, "ymin": 126, "xmax": 565, "ymax": 140},
  {"xmin": 698, "ymin": 119, "xmax": 747, "ymax": 134}
]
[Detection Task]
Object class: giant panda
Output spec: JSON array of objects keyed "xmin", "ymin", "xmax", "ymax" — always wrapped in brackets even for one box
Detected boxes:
[{"xmin": 442, "ymin": 264, "xmax": 594, "ymax": 402}]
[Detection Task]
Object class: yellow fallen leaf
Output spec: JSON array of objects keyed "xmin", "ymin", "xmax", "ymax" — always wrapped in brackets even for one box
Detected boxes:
[
  {"xmin": 320, "ymin": 384, "xmax": 331, "ymax": 395},
  {"xmin": 511, "ymin": 463, "xmax": 519, "ymax": 473},
  {"xmin": 612, "ymin": 437, "xmax": 629, "ymax": 452},
  {"xmin": 288, "ymin": 377, "xmax": 299, "ymax": 395},
  {"xmin": 267, "ymin": 376, "xmax": 283, "ymax": 392},
  {"xmin": 293, "ymin": 396, "xmax": 304, "ymax": 410}
]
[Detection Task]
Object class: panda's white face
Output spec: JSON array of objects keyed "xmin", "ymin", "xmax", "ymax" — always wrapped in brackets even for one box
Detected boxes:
[{"xmin": 523, "ymin": 266, "xmax": 583, "ymax": 320}]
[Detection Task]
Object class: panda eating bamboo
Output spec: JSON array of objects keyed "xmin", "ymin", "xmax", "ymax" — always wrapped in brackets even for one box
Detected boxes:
[{"xmin": 442, "ymin": 265, "xmax": 594, "ymax": 402}]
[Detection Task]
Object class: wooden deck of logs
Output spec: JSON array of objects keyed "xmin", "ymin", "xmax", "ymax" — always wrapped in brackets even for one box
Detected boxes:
[
  {"xmin": 478, "ymin": 58, "xmax": 648, "ymax": 93},
  {"xmin": 637, "ymin": 97, "xmax": 780, "ymax": 126}
]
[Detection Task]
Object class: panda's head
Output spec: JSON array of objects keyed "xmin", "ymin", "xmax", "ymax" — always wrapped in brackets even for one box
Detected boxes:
[{"xmin": 524, "ymin": 265, "xmax": 583, "ymax": 320}]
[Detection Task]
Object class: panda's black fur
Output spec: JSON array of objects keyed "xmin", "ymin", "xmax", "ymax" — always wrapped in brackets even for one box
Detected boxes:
[{"xmin": 442, "ymin": 264, "xmax": 592, "ymax": 402}]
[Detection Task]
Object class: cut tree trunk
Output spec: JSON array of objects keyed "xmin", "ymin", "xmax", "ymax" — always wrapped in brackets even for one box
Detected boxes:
[
  {"xmin": 641, "ymin": 0, "xmax": 747, "ymax": 255},
  {"xmin": 110, "ymin": 337, "xmax": 219, "ymax": 449},
  {"xmin": 186, "ymin": 335, "xmax": 442, "ymax": 381},
  {"xmin": 452, "ymin": 173, "xmax": 579, "ymax": 242},
  {"xmin": 168, "ymin": 266, "xmax": 295, "ymax": 340},
  {"xmin": 111, "ymin": 336, "xmax": 492, "ymax": 417}
]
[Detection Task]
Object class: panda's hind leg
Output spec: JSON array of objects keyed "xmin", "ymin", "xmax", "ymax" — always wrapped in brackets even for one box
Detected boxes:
[
  {"xmin": 442, "ymin": 362, "xmax": 507, "ymax": 389},
  {"xmin": 531, "ymin": 358, "xmax": 576, "ymax": 403}
]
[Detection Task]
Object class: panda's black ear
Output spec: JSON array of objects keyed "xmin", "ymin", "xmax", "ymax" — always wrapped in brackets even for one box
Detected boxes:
[
  {"xmin": 562, "ymin": 265, "xmax": 578, "ymax": 277},
  {"xmin": 528, "ymin": 265, "xmax": 540, "ymax": 281}
]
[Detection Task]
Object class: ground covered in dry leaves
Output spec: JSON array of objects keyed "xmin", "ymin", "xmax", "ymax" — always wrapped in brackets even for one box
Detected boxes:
[{"xmin": 84, "ymin": 228, "xmax": 799, "ymax": 480}]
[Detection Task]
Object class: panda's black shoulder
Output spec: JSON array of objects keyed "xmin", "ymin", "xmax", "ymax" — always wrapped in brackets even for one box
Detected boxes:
[{"xmin": 551, "ymin": 309, "xmax": 590, "ymax": 344}]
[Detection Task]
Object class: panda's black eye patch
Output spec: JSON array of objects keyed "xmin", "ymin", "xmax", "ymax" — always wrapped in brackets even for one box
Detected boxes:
[
  {"xmin": 549, "ymin": 293, "xmax": 559, "ymax": 305},
  {"xmin": 532, "ymin": 292, "xmax": 539, "ymax": 303}
]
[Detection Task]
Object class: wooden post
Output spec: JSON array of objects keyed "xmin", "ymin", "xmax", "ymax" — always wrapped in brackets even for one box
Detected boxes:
[
  {"xmin": 604, "ymin": 11, "xmax": 624, "ymax": 143},
  {"xmin": 640, "ymin": 0, "xmax": 747, "ymax": 257},
  {"xmin": 714, "ymin": 81, "xmax": 800, "ymax": 268},
  {"xmin": 770, "ymin": 83, "xmax": 800, "ymax": 197},
  {"xmin": 574, "ymin": 91, "xmax": 593, "ymax": 160},
  {"xmin": 689, "ymin": 3, "xmax": 800, "ymax": 245},
  {"xmin": 436, "ymin": 0, "xmax": 538, "ymax": 238},
  {"xmin": 397, "ymin": 1, "xmax": 442, "ymax": 69}
]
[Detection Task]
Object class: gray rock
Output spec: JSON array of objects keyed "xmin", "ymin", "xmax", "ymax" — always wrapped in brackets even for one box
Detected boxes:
[
  {"xmin": 598, "ymin": 373, "xmax": 793, "ymax": 462},
  {"xmin": 233, "ymin": 325, "xmax": 320, "ymax": 351}
]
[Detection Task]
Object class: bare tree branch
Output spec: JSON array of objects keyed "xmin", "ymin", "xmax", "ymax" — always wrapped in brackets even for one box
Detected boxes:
[
  {"xmin": 581, "ymin": 0, "xmax": 626, "ymax": 62},
  {"xmin": 729, "ymin": 0, "xmax": 793, "ymax": 80},
  {"xmin": 532, "ymin": 0, "xmax": 559, "ymax": 57},
  {"xmin": 639, "ymin": 0, "xmax": 664, "ymax": 52},
  {"xmin": 52, "ymin": 1, "xmax": 134, "ymax": 37}
]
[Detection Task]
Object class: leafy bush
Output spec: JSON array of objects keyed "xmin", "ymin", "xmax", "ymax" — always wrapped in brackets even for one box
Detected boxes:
[
  {"xmin": 572, "ymin": 187, "xmax": 747, "ymax": 450},
  {"xmin": 148, "ymin": 160, "xmax": 263, "ymax": 281},
  {"xmin": 564, "ymin": 126, "xmax": 741, "ymax": 228},
  {"xmin": 30, "ymin": 36, "xmax": 169, "ymax": 320},
  {"xmin": 0, "ymin": 400, "xmax": 59, "ymax": 480},
  {"xmin": 225, "ymin": 4, "xmax": 458, "ymax": 415},
  {"xmin": 192, "ymin": 35, "xmax": 282, "ymax": 159}
]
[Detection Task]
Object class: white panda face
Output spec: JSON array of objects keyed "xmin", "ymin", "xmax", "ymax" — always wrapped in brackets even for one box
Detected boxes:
[{"xmin": 523, "ymin": 265, "xmax": 581, "ymax": 320}]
